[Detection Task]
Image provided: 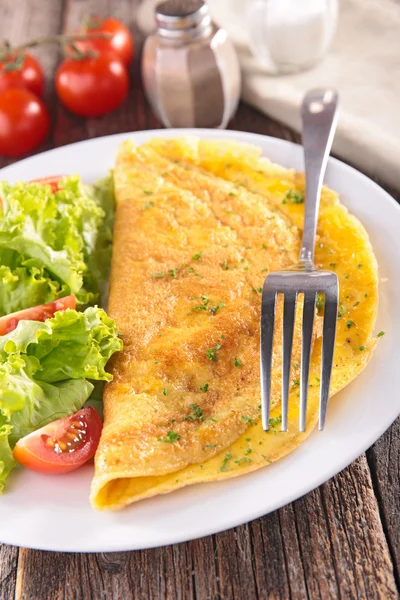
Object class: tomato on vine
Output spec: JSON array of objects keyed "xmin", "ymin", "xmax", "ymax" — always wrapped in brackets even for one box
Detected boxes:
[
  {"xmin": 0, "ymin": 89, "xmax": 50, "ymax": 157},
  {"xmin": 55, "ymin": 50, "xmax": 129, "ymax": 118},
  {"xmin": 0, "ymin": 51, "xmax": 44, "ymax": 97},
  {"xmin": 77, "ymin": 17, "xmax": 134, "ymax": 67}
]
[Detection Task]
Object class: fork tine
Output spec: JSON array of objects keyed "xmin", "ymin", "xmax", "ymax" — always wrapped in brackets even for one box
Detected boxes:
[
  {"xmin": 282, "ymin": 292, "xmax": 297, "ymax": 432},
  {"xmin": 319, "ymin": 283, "xmax": 339, "ymax": 430},
  {"xmin": 300, "ymin": 291, "xmax": 316, "ymax": 432},
  {"xmin": 260, "ymin": 289, "xmax": 277, "ymax": 431}
]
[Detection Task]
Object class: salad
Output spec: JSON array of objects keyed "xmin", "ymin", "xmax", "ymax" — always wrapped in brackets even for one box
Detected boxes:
[{"xmin": 0, "ymin": 174, "xmax": 121, "ymax": 491}]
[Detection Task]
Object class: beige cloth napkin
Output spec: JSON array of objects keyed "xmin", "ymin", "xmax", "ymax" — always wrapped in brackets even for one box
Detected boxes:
[{"xmin": 138, "ymin": 0, "xmax": 400, "ymax": 188}]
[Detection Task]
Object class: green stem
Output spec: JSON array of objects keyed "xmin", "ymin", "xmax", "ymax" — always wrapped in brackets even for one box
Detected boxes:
[{"xmin": 0, "ymin": 32, "xmax": 112, "ymax": 53}]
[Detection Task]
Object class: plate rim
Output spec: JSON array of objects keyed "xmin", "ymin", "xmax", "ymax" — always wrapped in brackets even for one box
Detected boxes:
[{"xmin": 0, "ymin": 128, "xmax": 399, "ymax": 552}]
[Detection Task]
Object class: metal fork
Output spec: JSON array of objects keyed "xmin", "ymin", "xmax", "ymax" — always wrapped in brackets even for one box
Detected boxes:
[{"xmin": 261, "ymin": 88, "xmax": 339, "ymax": 433}]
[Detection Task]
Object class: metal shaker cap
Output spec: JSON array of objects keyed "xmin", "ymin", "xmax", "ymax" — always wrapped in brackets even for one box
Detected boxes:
[{"xmin": 156, "ymin": 0, "xmax": 210, "ymax": 32}]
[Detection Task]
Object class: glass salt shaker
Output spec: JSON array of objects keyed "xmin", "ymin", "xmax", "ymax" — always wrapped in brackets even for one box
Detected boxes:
[
  {"xmin": 247, "ymin": 0, "xmax": 338, "ymax": 74},
  {"xmin": 142, "ymin": 0, "xmax": 241, "ymax": 129}
]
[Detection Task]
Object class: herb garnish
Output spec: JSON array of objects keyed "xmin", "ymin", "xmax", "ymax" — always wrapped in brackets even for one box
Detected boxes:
[
  {"xmin": 210, "ymin": 302, "xmax": 225, "ymax": 315},
  {"xmin": 316, "ymin": 293, "xmax": 324, "ymax": 310},
  {"xmin": 151, "ymin": 272, "xmax": 166, "ymax": 278},
  {"xmin": 220, "ymin": 453, "xmax": 232, "ymax": 472},
  {"xmin": 162, "ymin": 387, "xmax": 168, "ymax": 396},
  {"xmin": 377, "ymin": 331, "xmax": 385, "ymax": 337},
  {"xmin": 242, "ymin": 415, "xmax": 256, "ymax": 425},
  {"xmin": 269, "ymin": 415, "xmax": 282, "ymax": 428},
  {"xmin": 192, "ymin": 295, "xmax": 210, "ymax": 311},
  {"xmin": 161, "ymin": 431, "xmax": 181, "ymax": 443},
  {"xmin": 220, "ymin": 260, "xmax": 229, "ymax": 270},
  {"xmin": 206, "ymin": 344, "xmax": 222, "ymax": 362},
  {"xmin": 359, "ymin": 345, "xmax": 366, "ymax": 351},
  {"xmin": 143, "ymin": 200, "xmax": 154, "ymax": 210},
  {"xmin": 346, "ymin": 320, "xmax": 355, "ymax": 329},
  {"xmin": 143, "ymin": 190, "xmax": 153, "ymax": 195},
  {"xmin": 200, "ymin": 383, "xmax": 209, "ymax": 392},
  {"xmin": 337, "ymin": 304, "xmax": 346, "ymax": 318},
  {"xmin": 282, "ymin": 189, "xmax": 304, "ymax": 204},
  {"xmin": 183, "ymin": 404, "xmax": 204, "ymax": 422},
  {"xmin": 193, "ymin": 252, "xmax": 203, "ymax": 262},
  {"xmin": 234, "ymin": 357, "xmax": 243, "ymax": 367},
  {"xmin": 235, "ymin": 457, "xmax": 252, "ymax": 466}
]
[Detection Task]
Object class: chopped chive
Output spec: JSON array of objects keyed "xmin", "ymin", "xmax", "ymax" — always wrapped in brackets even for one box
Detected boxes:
[
  {"xmin": 220, "ymin": 452, "xmax": 232, "ymax": 472},
  {"xmin": 242, "ymin": 415, "xmax": 256, "ymax": 425},
  {"xmin": 161, "ymin": 431, "xmax": 181, "ymax": 443},
  {"xmin": 282, "ymin": 189, "xmax": 304, "ymax": 204},
  {"xmin": 183, "ymin": 404, "xmax": 204, "ymax": 422}
]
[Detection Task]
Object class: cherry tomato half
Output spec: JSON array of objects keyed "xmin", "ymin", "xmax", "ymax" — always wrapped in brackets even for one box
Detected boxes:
[
  {"xmin": 0, "ymin": 89, "xmax": 50, "ymax": 157},
  {"xmin": 55, "ymin": 51, "xmax": 129, "ymax": 118},
  {"xmin": 29, "ymin": 175, "xmax": 65, "ymax": 193},
  {"xmin": 13, "ymin": 407, "xmax": 103, "ymax": 475},
  {"xmin": 0, "ymin": 52, "xmax": 44, "ymax": 98},
  {"xmin": 0, "ymin": 295, "xmax": 76, "ymax": 336},
  {"xmin": 78, "ymin": 17, "xmax": 134, "ymax": 66}
]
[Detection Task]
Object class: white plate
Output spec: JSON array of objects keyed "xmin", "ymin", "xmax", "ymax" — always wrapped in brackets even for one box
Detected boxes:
[{"xmin": 0, "ymin": 129, "xmax": 399, "ymax": 552}]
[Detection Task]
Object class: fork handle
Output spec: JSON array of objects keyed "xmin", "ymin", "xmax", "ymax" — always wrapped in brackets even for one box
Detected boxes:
[{"xmin": 300, "ymin": 89, "xmax": 339, "ymax": 265}]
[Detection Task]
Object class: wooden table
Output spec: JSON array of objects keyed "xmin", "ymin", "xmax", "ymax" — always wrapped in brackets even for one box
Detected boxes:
[{"xmin": 0, "ymin": 1, "xmax": 398, "ymax": 598}]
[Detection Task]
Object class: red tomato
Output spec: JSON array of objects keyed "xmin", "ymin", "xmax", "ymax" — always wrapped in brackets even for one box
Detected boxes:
[
  {"xmin": 78, "ymin": 17, "xmax": 134, "ymax": 66},
  {"xmin": 55, "ymin": 51, "xmax": 129, "ymax": 117},
  {"xmin": 0, "ymin": 52, "xmax": 44, "ymax": 98},
  {"xmin": 0, "ymin": 89, "xmax": 50, "ymax": 157},
  {"xmin": 0, "ymin": 295, "xmax": 76, "ymax": 336},
  {"xmin": 29, "ymin": 175, "xmax": 64, "ymax": 192},
  {"xmin": 13, "ymin": 407, "xmax": 102, "ymax": 475}
]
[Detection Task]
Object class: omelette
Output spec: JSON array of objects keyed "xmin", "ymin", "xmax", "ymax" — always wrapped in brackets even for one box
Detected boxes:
[{"xmin": 90, "ymin": 137, "xmax": 379, "ymax": 510}]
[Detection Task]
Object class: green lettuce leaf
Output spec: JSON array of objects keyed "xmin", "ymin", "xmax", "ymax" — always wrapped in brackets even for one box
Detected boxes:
[
  {"xmin": 0, "ymin": 307, "xmax": 122, "ymax": 491},
  {"xmin": 0, "ymin": 175, "xmax": 115, "ymax": 316}
]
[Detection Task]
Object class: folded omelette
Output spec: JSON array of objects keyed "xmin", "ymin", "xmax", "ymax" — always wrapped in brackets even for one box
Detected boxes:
[{"xmin": 90, "ymin": 137, "xmax": 378, "ymax": 510}]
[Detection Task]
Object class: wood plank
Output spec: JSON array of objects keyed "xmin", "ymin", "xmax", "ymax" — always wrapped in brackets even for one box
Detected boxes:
[
  {"xmin": 0, "ymin": 543, "xmax": 18, "ymax": 600},
  {"xmin": 368, "ymin": 417, "xmax": 400, "ymax": 585}
]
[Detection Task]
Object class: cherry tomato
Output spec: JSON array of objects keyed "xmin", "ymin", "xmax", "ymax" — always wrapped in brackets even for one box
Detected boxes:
[
  {"xmin": 13, "ymin": 407, "xmax": 102, "ymax": 475},
  {"xmin": 0, "ymin": 89, "xmax": 50, "ymax": 157},
  {"xmin": 0, "ymin": 295, "xmax": 76, "ymax": 336},
  {"xmin": 0, "ymin": 52, "xmax": 44, "ymax": 98},
  {"xmin": 29, "ymin": 175, "xmax": 65, "ymax": 193},
  {"xmin": 78, "ymin": 17, "xmax": 134, "ymax": 66},
  {"xmin": 55, "ymin": 51, "xmax": 129, "ymax": 117}
]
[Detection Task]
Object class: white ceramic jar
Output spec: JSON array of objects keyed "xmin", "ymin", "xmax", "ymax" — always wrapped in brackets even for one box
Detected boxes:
[{"xmin": 247, "ymin": 0, "xmax": 338, "ymax": 74}]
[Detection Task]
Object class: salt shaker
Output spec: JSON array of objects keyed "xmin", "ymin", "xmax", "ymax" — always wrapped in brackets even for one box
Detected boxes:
[
  {"xmin": 247, "ymin": 0, "xmax": 338, "ymax": 74},
  {"xmin": 142, "ymin": 0, "xmax": 241, "ymax": 129}
]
